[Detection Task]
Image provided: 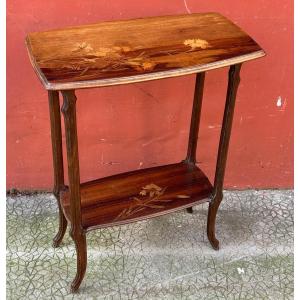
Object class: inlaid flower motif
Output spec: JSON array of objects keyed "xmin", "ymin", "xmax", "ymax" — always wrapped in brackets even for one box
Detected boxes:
[
  {"xmin": 183, "ymin": 39, "xmax": 210, "ymax": 50},
  {"xmin": 115, "ymin": 184, "xmax": 191, "ymax": 221}
]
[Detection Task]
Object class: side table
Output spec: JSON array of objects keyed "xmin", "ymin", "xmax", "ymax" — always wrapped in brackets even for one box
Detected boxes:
[{"xmin": 25, "ymin": 13, "xmax": 265, "ymax": 292}]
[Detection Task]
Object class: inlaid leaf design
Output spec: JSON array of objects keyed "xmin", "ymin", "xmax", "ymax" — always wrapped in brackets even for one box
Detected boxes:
[
  {"xmin": 183, "ymin": 39, "xmax": 210, "ymax": 50},
  {"xmin": 51, "ymin": 38, "xmax": 214, "ymax": 78},
  {"xmin": 115, "ymin": 184, "xmax": 192, "ymax": 221}
]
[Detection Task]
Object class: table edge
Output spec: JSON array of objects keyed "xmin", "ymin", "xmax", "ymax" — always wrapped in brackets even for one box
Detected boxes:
[
  {"xmin": 25, "ymin": 37, "xmax": 50, "ymax": 89},
  {"xmin": 42, "ymin": 50, "xmax": 265, "ymax": 90}
]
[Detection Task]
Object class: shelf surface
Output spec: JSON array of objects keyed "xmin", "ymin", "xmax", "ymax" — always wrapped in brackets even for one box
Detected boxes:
[
  {"xmin": 60, "ymin": 162, "xmax": 213, "ymax": 230},
  {"xmin": 26, "ymin": 13, "xmax": 265, "ymax": 90}
]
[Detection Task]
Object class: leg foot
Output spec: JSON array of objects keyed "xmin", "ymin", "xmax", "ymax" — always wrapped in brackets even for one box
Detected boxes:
[
  {"xmin": 207, "ymin": 193, "xmax": 222, "ymax": 250},
  {"xmin": 70, "ymin": 230, "xmax": 87, "ymax": 293},
  {"xmin": 53, "ymin": 199, "xmax": 67, "ymax": 248},
  {"xmin": 186, "ymin": 207, "xmax": 193, "ymax": 214}
]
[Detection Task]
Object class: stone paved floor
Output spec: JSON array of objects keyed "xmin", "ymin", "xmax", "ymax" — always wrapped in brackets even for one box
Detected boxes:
[{"xmin": 7, "ymin": 190, "xmax": 293, "ymax": 299}]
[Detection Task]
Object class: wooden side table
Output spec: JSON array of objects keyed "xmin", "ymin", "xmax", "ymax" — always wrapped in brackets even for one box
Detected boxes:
[{"xmin": 25, "ymin": 13, "xmax": 265, "ymax": 292}]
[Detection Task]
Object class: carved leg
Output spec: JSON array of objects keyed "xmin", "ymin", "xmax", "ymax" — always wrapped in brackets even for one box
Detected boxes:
[
  {"xmin": 185, "ymin": 72, "xmax": 206, "ymax": 213},
  {"xmin": 53, "ymin": 203, "xmax": 68, "ymax": 248},
  {"xmin": 48, "ymin": 90, "xmax": 67, "ymax": 248},
  {"xmin": 70, "ymin": 230, "xmax": 87, "ymax": 293},
  {"xmin": 207, "ymin": 192, "xmax": 223, "ymax": 250},
  {"xmin": 207, "ymin": 64, "xmax": 242, "ymax": 250},
  {"xmin": 61, "ymin": 90, "xmax": 87, "ymax": 292}
]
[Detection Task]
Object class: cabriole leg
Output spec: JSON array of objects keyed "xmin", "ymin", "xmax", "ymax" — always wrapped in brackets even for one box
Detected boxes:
[
  {"xmin": 70, "ymin": 230, "xmax": 87, "ymax": 292},
  {"xmin": 207, "ymin": 193, "xmax": 223, "ymax": 250},
  {"xmin": 48, "ymin": 90, "xmax": 67, "ymax": 248},
  {"xmin": 207, "ymin": 64, "xmax": 242, "ymax": 250},
  {"xmin": 61, "ymin": 90, "xmax": 87, "ymax": 292}
]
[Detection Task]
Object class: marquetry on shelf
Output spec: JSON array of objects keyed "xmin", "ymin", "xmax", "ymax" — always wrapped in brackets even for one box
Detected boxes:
[
  {"xmin": 25, "ymin": 12, "xmax": 265, "ymax": 292},
  {"xmin": 60, "ymin": 162, "xmax": 213, "ymax": 230}
]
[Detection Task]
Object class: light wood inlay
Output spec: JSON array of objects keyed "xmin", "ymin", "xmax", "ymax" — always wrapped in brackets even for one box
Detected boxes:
[
  {"xmin": 25, "ymin": 13, "xmax": 265, "ymax": 90},
  {"xmin": 60, "ymin": 162, "xmax": 213, "ymax": 230}
]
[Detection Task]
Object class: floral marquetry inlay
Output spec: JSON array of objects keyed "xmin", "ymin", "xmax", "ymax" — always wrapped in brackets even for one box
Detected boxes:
[
  {"xmin": 26, "ymin": 13, "xmax": 265, "ymax": 89},
  {"xmin": 115, "ymin": 184, "xmax": 191, "ymax": 221}
]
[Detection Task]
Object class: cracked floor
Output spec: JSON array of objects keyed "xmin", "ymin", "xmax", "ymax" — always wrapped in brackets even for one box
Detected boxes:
[{"xmin": 7, "ymin": 190, "xmax": 293, "ymax": 299}]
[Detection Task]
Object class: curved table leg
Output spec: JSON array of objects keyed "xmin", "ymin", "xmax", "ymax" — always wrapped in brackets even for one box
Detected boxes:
[
  {"xmin": 207, "ymin": 64, "xmax": 242, "ymax": 250},
  {"xmin": 48, "ymin": 90, "xmax": 67, "ymax": 247},
  {"xmin": 61, "ymin": 90, "xmax": 87, "ymax": 292},
  {"xmin": 53, "ymin": 204, "xmax": 68, "ymax": 248},
  {"xmin": 70, "ymin": 229, "xmax": 87, "ymax": 293},
  {"xmin": 207, "ymin": 192, "xmax": 223, "ymax": 250}
]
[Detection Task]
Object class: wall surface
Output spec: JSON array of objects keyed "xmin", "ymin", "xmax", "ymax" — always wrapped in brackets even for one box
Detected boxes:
[{"xmin": 7, "ymin": 0, "xmax": 293, "ymax": 190}]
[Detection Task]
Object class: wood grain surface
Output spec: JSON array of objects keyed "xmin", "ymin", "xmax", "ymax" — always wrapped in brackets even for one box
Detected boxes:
[
  {"xmin": 26, "ymin": 13, "xmax": 265, "ymax": 90},
  {"xmin": 60, "ymin": 162, "xmax": 213, "ymax": 230}
]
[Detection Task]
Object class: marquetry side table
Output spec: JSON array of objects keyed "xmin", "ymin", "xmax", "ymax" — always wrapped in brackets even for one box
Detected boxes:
[{"xmin": 25, "ymin": 13, "xmax": 265, "ymax": 292}]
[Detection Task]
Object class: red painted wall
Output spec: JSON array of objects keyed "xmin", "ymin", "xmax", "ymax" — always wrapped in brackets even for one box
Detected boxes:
[{"xmin": 7, "ymin": 1, "xmax": 293, "ymax": 190}]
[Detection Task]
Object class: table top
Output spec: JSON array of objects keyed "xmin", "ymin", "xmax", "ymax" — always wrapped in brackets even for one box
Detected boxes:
[{"xmin": 26, "ymin": 13, "xmax": 265, "ymax": 90}]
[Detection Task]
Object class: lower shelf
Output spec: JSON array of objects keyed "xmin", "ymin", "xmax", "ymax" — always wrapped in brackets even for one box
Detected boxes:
[{"xmin": 60, "ymin": 162, "xmax": 213, "ymax": 230}]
